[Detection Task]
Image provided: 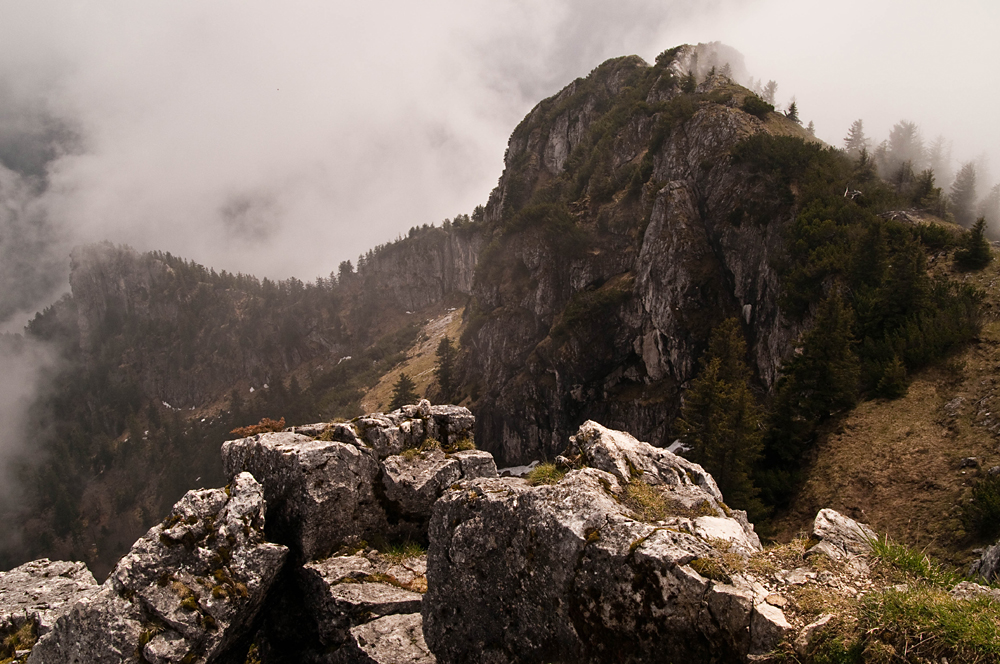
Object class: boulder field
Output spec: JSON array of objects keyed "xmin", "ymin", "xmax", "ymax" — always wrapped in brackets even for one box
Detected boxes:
[{"xmin": 0, "ymin": 403, "xmax": 961, "ymax": 663}]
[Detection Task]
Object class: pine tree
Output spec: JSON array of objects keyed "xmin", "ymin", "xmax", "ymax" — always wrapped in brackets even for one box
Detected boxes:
[
  {"xmin": 951, "ymin": 162, "xmax": 978, "ymax": 227},
  {"xmin": 955, "ymin": 217, "xmax": 993, "ymax": 270},
  {"xmin": 389, "ymin": 373, "xmax": 418, "ymax": 411},
  {"xmin": 806, "ymin": 121, "xmax": 815, "ymax": 136},
  {"xmin": 435, "ymin": 336, "xmax": 457, "ymax": 403},
  {"xmin": 887, "ymin": 120, "xmax": 925, "ymax": 173},
  {"xmin": 677, "ymin": 319, "xmax": 763, "ymax": 516},
  {"xmin": 762, "ymin": 80, "xmax": 778, "ymax": 105},
  {"xmin": 681, "ymin": 71, "xmax": 697, "ymax": 93},
  {"xmin": 785, "ymin": 100, "xmax": 800, "ymax": 124},
  {"xmin": 843, "ymin": 119, "xmax": 869, "ymax": 157}
]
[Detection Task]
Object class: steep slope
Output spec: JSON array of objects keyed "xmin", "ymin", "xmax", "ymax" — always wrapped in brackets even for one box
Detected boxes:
[
  {"xmin": 3, "ymin": 222, "xmax": 480, "ymax": 577},
  {"xmin": 774, "ymin": 235, "xmax": 1000, "ymax": 566},
  {"xmin": 462, "ymin": 46, "xmax": 811, "ymax": 465}
]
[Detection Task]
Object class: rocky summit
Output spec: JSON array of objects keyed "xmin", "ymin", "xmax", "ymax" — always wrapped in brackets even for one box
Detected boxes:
[{"xmin": 5, "ymin": 403, "xmax": 974, "ymax": 664}]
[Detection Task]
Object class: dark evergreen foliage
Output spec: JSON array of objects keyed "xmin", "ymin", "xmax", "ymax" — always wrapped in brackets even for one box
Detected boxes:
[
  {"xmin": 732, "ymin": 133, "xmax": 984, "ymax": 509},
  {"xmin": 389, "ymin": 372, "xmax": 418, "ymax": 410},
  {"xmin": 950, "ymin": 162, "xmax": 978, "ymax": 227},
  {"xmin": 954, "ymin": 217, "xmax": 993, "ymax": 270},
  {"xmin": 740, "ymin": 95, "xmax": 773, "ymax": 120},
  {"xmin": 677, "ymin": 319, "xmax": 764, "ymax": 519},
  {"xmin": 434, "ymin": 336, "xmax": 457, "ymax": 402}
]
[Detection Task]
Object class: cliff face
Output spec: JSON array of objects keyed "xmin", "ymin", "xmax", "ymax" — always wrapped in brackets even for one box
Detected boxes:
[
  {"xmin": 354, "ymin": 223, "xmax": 482, "ymax": 313},
  {"xmin": 464, "ymin": 47, "xmax": 810, "ymax": 465}
]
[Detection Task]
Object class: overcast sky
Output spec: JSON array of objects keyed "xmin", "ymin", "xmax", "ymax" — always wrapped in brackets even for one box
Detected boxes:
[{"xmin": 1, "ymin": 0, "xmax": 998, "ymax": 324}]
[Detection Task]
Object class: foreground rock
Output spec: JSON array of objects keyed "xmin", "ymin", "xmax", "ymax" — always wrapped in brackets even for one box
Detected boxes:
[
  {"xmin": 804, "ymin": 508, "xmax": 876, "ymax": 562},
  {"xmin": 223, "ymin": 401, "xmax": 493, "ymax": 562},
  {"xmin": 423, "ymin": 421, "xmax": 773, "ymax": 663},
  {"xmin": 253, "ymin": 548, "xmax": 433, "ymax": 664},
  {"xmin": 0, "ymin": 559, "xmax": 99, "ymax": 638},
  {"xmin": 28, "ymin": 473, "xmax": 287, "ymax": 664},
  {"xmin": 969, "ymin": 539, "xmax": 1000, "ymax": 582}
]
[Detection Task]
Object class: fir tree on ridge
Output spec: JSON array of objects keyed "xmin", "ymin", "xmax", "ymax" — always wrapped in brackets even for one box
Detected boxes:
[
  {"xmin": 389, "ymin": 373, "xmax": 418, "ymax": 411},
  {"xmin": 435, "ymin": 336, "xmax": 457, "ymax": 403},
  {"xmin": 677, "ymin": 318, "xmax": 764, "ymax": 518}
]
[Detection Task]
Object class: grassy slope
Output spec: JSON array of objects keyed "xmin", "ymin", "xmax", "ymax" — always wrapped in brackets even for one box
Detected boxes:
[
  {"xmin": 360, "ymin": 304, "xmax": 465, "ymax": 412},
  {"xmin": 774, "ymin": 217, "xmax": 1000, "ymax": 568}
]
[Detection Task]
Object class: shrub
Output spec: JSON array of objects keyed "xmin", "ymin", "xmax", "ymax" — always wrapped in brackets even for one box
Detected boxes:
[
  {"xmin": 230, "ymin": 417, "xmax": 285, "ymax": 437},
  {"xmin": 740, "ymin": 94, "xmax": 774, "ymax": 120},
  {"xmin": 954, "ymin": 217, "xmax": 993, "ymax": 270},
  {"xmin": 962, "ymin": 473, "xmax": 1000, "ymax": 541}
]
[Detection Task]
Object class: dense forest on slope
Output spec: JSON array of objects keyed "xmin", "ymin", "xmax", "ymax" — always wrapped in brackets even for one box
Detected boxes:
[{"xmin": 0, "ymin": 221, "xmax": 480, "ymax": 577}]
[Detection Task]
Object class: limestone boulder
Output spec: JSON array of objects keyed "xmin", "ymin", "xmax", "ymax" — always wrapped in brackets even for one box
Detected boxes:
[
  {"xmin": 969, "ymin": 541, "xmax": 1000, "ymax": 583},
  {"xmin": 565, "ymin": 420, "xmax": 760, "ymax": 551},
  {"xmin": 423, "ymin": 432, "xmax": 777, "ymax": 664},
  {"xmin": 805, "ymin": 509, "xmax": 876, "ymax": 562},
  {"xmin": 222, "ymin": 432, "xmax": 385, "ymax": 561},
  {"xmin": 382, "ymin": 449, "xmax": 497, "ymax": 521},
  {"xmin": 222, "ymin": 403, "xmax": 485, "ymax": 562},
  {"xmin": 0, "ymin": 559, "xmax": 99, "ymax": 639},
  {"xmin": 28, "ymin": 472, "xmax": 287, "ymax": 664},
  {"xmin": 300, "ymin": 555, "xmax": 423, "ymax": 647},
  {"xmin": 329, "ymin": 613, "xmax": 436, "ymax": 664}
]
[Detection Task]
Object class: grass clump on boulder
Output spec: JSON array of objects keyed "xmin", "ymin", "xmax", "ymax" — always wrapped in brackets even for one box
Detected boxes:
[{"xmin": 525, "ymin": 463, "xmax": 566, "ymax": 486}]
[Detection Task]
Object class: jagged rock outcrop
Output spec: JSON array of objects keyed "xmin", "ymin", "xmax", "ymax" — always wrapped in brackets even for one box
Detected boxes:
[
  {"xmin": 464, "ymin": 48, "xmax": 811, "ymax": 464},
  {"xmin": 27, "ymin": 472, "xmax": 287, "ymax": 664},
  {"xmin": 269, "ymin": 550, "xmax": 436, "ymax": 663},
  {"xmin": 222, "ymin": 401, "xmax": 490, "ymax": 562},
  {"xmin": 0, "ymin": 559, "xmax": 99, "ymax": 651},
  {"xmin": 968, "ymin": 539, "xmax": 1000, "ymax": 582},
  {"xmin": 422, "ymin": 420, "xmax": 774, "ymax": 663}
]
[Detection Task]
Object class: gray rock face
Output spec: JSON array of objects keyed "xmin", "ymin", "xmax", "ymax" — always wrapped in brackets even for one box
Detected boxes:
[
  {"xmin": 382, "ymin": 449, "xmax": 497, "ymax": 519},
  {"xmin": 222, "ymin": 431, "xmax": 385, "ymax": 562},
  {"xmin": 300, "ymin": 556, "xmax": 424, "ymax": 647},
  {"xmin": 567, "ymin": 421, "xmax": 760, "ymax": 553},
  {"xmin": 223, "ymin": 403, "xmax": 488, "ymax": 561},
  {"xmin": 28, "ymin": 472, "xmax": 287, "ymax": 664},
  {"xmin": 422, "ymin": 421, "xmax": 776, "ymax": 664},
  {"xmin": 969, "ymin": 542, "xmax": 1000, "ymax": 582},
  {"xmin": 806, "ymin": 508, "xmax": 876, "ymax": 561},
  {"xmin": 329, "ymin": 613, "xmax": 436, "ymax": 664},
  {"xmin": 0, "ymin": 559, "xmax": 99, "ymax": 639}
]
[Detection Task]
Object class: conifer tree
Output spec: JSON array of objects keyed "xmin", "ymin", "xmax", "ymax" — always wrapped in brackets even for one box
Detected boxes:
[
  {"xmin": 951, "ymin": 162, "xmax": 978, "ymax": 227},
  {"xmin": 435, "ymin": 336, "xmax": 457, "ymax": 402},
  {"xmin": 681, "ymin": 70, "xmax": 697, "ymax": 93},
  {"xmin": 389, "ymin": 373, "xmax": 418, "ymax": 411},
  {"xmin": 762, "ymin": 80, "xmax": 777, "ymax": 105},
  {"xmin": 955, "ymin": 217, "xmax": 993, "ymax": 270},
  {"xmin": 677, "ymin": 318, "xmax": 763, "ymax": 516},
  {"xmin": 843, "ymin": 119, "xmax": 869, "ymax": 157},
  {"xmin": 785, "ymin": 100, "xmax": 800, "ymax": 124}
]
